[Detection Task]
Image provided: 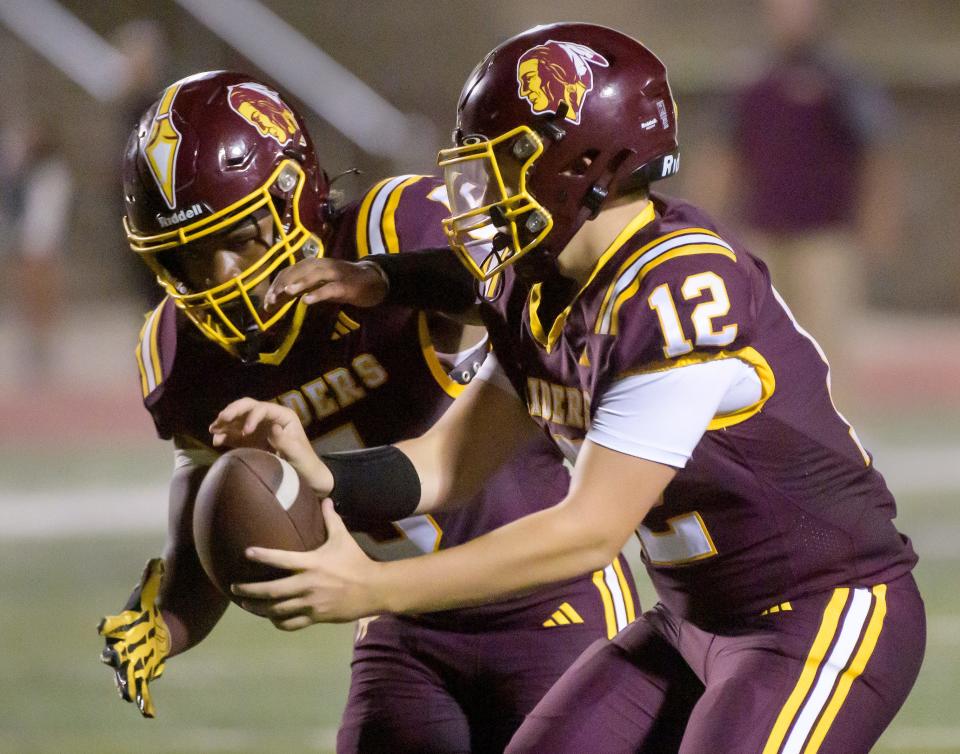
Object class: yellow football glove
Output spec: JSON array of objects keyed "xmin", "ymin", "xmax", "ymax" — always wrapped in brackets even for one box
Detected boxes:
[{"xmin": 98, "ymin": 558, "xmax": 171, "ymax": 718}]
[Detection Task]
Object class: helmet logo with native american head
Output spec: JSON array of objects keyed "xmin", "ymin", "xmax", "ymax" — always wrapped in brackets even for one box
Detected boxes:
[
  {"xmin": 516, "ymin": 40, "xmax": 609, "ymax": 125},
  {"xmin": 227, "ymin": 82, "xmax": 306, "ymax": 147}
]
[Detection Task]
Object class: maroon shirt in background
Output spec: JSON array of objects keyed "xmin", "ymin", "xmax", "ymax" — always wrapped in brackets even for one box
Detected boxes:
[
  {"xmin": 482, "ymin": 192, "xmax": 917, "ymax": 629},
  {"xmin": 137, "ymin": 175, "xmax": 588, "ymax": 622},
  {"xmin": 730, "ymin": 48, "xmax": 892, "ymax": 234}
]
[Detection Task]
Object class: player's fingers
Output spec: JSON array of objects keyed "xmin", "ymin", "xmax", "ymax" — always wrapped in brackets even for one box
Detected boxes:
[
  {"xmin": 139, "ymin": 559, "xmax": 164, "ymax": 605},
  {"xmin": 114, "ymin": 662, "xmax": 134, "ymax": 703},
  {"xmin": 98, "ymin": 611, "xmax": 139, "ymax": 636},
  {"xmin": 254, "ymin": 596, "xmax": 310, "ymax": 619},
  {"xmin": 266, "ymin": 260, "xmax": 335, "ymax": 307},
  {"xmin": 320, "ymin": 498, "xmax": 350, "ymax": 539},
  {"xmin": 100, "ymin": 645, "xmax": 121, "ymax": 668},
  {"xmin": 240, "ymin": 402, "xmax": 271, "ymax": 436},
  {"xmin": 136, "ymin": 677, "xmax": 156, "ymax": 718},
  {"xmin": 246, "ymin": 402, "xmax": 297, "ymax": 437},
  {"xmin": 265, "ymin": 270, "xmax": 301, "ymax": 309},
  {"xmin": 211, "ymin": 397, "xmax": 263, "ymax": 427},
  {"xmin": 231, "ymin": 567, "xmax": 309, "ymax": 601},
  {"xmin": 112, "ymin": 671, "xmax": 132, "ymax": 703},
  {"xmin": 235, "ymin": 597, "xmax": 273, "ymax": 617},
  {"xmin": 271, "ymin": 614, "xmax": 314, "ymax": 631},
  {"xmin": 152, "ymin": 657, "xmax": 166, "ymax": 681},
  {"xmin": 302, "ymin": 282, "xmax": 345, "ymax": 305},
  {"xmin": 244, "ymin": 545, "xmax": 314, "ymax": 571}
]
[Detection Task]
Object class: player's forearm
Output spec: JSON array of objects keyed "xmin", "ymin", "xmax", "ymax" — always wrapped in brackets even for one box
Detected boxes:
[
  {"xmin": 397, "ymin": 377, "xmax": 537, "ymax": 514},
  {"xmin": 161, "ymin": 462, "xmax": 230, "ymax": 656},
  {"xmin": 160, "ymin": 545, "xmax": 230, "ymax": 656},
  {"xmin": 395, "ymin": 433, "xmax": 467, "ymax": 513},
  {"xmin": 371, "ymin": 501, "xmax": 622, "ymax": 614},
  {"xmin": 367, "ymin": 248, "xmax": 478, "ymax": 315}
]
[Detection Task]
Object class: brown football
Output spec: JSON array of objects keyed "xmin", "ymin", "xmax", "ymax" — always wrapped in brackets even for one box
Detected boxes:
[{"xmin": 193, "ymin": 448, "xmax": 325, "ymax": 605}]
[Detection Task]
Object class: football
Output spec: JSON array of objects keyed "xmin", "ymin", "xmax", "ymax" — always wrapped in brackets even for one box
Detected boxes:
[{"xmin": 193, "ymin": 447, "xmax": 326, "ymax": 604}]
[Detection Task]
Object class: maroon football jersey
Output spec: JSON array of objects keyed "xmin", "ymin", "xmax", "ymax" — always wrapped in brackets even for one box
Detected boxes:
[
  {"xmin": 136, "ymin": 175, "xmax": 572, "ymax": 573},
  {"xmin": 482, "ymin": 193, "xmax": 917, "ymax": 627}
]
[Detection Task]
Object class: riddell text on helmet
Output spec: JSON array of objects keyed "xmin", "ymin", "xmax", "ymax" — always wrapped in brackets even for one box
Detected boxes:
[{"xmin": 157, "ymin": 203, "xmax": 205, "ymax": 228}]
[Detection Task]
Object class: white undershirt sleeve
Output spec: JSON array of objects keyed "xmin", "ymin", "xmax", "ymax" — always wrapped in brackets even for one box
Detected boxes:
[
  {"xmin": 586, "ymin": 358, "xmax": 761, "ymax": 468},
  {"xmin": 173, "ymin": 447, "xmax": 220, "ymax": 470},
  {"xmin": 474, "ymin": 352, "xmax": 521, "ymax": 399}
]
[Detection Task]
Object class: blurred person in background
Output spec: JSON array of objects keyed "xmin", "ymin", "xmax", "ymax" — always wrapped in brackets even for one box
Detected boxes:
[
  {"xmin": 96, "ymin": 70, "xmax": 638, "ymax": 752},
  {"xmin": 703, "ymin": 0, "xmax": 902, "ymax": 404},
  {"xmin": 0, "ymin": 119, "xmax": 74, "ymax": 386}
]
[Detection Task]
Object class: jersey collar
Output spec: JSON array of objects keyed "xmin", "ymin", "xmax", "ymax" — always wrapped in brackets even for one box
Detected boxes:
[{"xmin": 528, "ymin": 201, "xmax": 657, "ymax": 352}]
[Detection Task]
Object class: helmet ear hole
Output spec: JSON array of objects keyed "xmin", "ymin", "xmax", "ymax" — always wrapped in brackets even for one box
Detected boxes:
[{"xmin": 560, "ymin": 149, "xmax": 599, "ymax": 177}]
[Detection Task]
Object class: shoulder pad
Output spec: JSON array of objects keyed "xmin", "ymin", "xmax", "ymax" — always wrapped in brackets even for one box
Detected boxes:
[
  {"xmin": 595, "ymin": 227, "xmax": 740, "ymax": 337},
  {"xmin": 355, "ymin": 175, "xmax": 448, "ymax": 257},
  {"xmin": 135, "ymin": 297, "xmax": 178, "ymax": 401},
  {"xmin": 594, "ymin": 227, "xmax": 758, "ymax": 377}
]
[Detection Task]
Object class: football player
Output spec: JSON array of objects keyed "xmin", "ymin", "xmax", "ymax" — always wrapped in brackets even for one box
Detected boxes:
[
  {"xmin": 97, "ymin": 70, "xmax": 640, "ymax": 752},
  {"xmin": 214, "ymin": 24, "xmax": 925, "ymax": 753}
]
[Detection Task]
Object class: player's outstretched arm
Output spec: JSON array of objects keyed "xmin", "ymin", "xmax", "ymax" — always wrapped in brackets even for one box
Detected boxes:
[
  {"xmin": 158, "ymin": 459, "xmax": 231, "ymax": 652},
  {"xmin": 263, "ymin": 257, "xmax": 390, "ymax": 312},
  {"xmin": 231, "ymin": 439, "xmax": 676, "ymax": 626},
  {"xmin": 97, "ymin": 460, "xmax": 230, "ymax": 718},
  {"xmin": 395, "ymin": 374, "xmax": 541, "ymax": 509},
  {"xmin": 210, "ymin": 375, "xmax": 536, "ymax": 515},
  {"xmin": 263, "ymin": 250, "xmax": 479, "ymax": 320}
]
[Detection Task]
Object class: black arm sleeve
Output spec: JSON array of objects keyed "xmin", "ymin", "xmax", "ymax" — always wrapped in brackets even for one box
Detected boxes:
[
  {"xmin": 367, "ymin": 248, "xmax": 477, "ymax": 314},
  {"xmin": 321, "ymin": 446, "xmax": 421, "ymax": 524}
]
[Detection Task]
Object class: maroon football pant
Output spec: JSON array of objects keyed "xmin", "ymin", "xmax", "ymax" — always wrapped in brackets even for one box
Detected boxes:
[
  {"xmin": 337, "ymin": 557, "xmax": 638, "ymax": 753},
  {"xmin": 508, "ymin": 573, "xmax": 925, "ymax": 753}
]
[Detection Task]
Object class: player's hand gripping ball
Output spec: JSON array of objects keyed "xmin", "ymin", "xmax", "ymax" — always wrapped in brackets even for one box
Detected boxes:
[{"xmin": 193, "ymin": 448, "xmax": 326, "ymax": 607}]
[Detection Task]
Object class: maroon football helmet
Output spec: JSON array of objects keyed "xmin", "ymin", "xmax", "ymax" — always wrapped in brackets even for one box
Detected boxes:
[
  {"xmin": 438, "ymin": 23, "xmax": 679, "ymax": 281},
  {"xmin": 123, "ymin": 70, "xmax": 329, "ymax": 362}
]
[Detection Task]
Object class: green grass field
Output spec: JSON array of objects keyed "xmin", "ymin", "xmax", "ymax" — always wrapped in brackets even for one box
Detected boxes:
[{"xmin": 1, "ymin": 411, "xmax": 957, "ymax": 753}]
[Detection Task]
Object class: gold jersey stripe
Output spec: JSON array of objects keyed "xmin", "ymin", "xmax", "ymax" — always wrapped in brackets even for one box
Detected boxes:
[
  {"xmin": 609, "ymin": 245, "xmax": 737, "ymax": 337},
  {"xmin": 382, "ymin": 176, "xmax": 424, "ymax": 254},
  {"xmin": 611, "ymin": 557, "xmax": 636, "ymax": 623},
  {"xmin": 527, "ymin": 201, "xmax": 657, "ymax": 352},
  {"xmin": 595, "ymin": 228, "xmax": 736, "ymax": 336},
  {"xmin": 134, "ymin": 315, "xmax": 151, "ymax": 398},
  {"xmin": 355, "ymin": 177, "xmax": 395, "ymax": 258},
  {"xmin": 135, "ymin": 301, "xmax": 166, "ymax": 398},
  {"xmin": 592, "ymin": 569, "xmax": 618, "ymax": 639},
  {"xmin": 355, "ymin": 175, "xmax": 423, "ymax": 258},
  {"xmin": 762, "ymin": 588, "xmax": 849, "ymax": 754},
  {"xmin": 615, "ymin": 346, "xmax": 776, "ymax": 431},
  {"xmin": 416, "ymin": 312, "xmax": 465, "ymax": 399},
  {"xmin": 802, "ymin": 585, "xmax": 888, "ymax": 753}
]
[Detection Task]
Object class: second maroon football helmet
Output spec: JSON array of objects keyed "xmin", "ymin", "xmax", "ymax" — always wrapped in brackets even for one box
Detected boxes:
[
  {"xmin": 123, "ymin": 71, "xmax": 330, "ymax": 362},
  {"xmin": 438, "ymin": 23, "xmax": 679, "ymax": 281}
]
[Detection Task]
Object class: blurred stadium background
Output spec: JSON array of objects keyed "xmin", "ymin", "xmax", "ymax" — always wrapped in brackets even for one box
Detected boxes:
[{"xmin": 0, "ymin": 1, "xmax": 957, "ymax": 752}]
